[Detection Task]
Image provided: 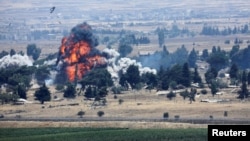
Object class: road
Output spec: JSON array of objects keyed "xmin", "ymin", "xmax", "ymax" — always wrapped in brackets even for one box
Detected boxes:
[{"xmin": 1, "ymin": 117, "xmax": 250, "ymax": 125}]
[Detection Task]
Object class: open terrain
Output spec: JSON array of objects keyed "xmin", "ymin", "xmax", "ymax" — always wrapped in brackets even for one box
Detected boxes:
[
  {"xmin": 1, "ymin": 0, "xmax": 250, "ymax": 130},
  {"xmin": 1, "ymin": 86, "xmax": 250, "ymax": 128}
]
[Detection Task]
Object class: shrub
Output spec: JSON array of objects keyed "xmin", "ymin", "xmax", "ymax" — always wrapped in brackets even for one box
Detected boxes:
[
  {"xmin": 209, "ymin": 115, "xmax": 213, "ymax": 120},
  {"xmin": 224, "ymin": 111, "xmax": 228, "ymax": 117},
  {"xmin": 111, "ymin": 86, "xmax": 122, "ymax": 94},
  {"xmin": 77, "ymin": 110, "xmax": 85, "ymax": 118},
  {"xmin": 200, "ymin": 89, "xmax": 207, "ymax": 95},
  {"xmin": 224, "ymin": 40, "xmax": 230, "ymax": 44},
  {"xmin": 166, "ymin": 91, "xmax": 176, "ymax": 100},
  {"xmin": 97, "ymin": 111, "xmax": 105, "ymax": 117},
  {"xmin": 56, "ymin": 84, "xmax": 64, "ymax": 91},
  {"xmin": 163, "ymin": 112, "xmax": 169, "ymax": 119},
  {"xmin": 174, "ymin": 115, "xmax": 180, "ymax": 120},
  {"xmin": 118, "ymin": 99, "xmax": 124, "ymax": 105}
]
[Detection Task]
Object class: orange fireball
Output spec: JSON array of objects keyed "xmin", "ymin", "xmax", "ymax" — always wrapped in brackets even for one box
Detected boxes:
[{"xmin": 57, "ymin": 22, "xmax": 106, "ymax": 82}]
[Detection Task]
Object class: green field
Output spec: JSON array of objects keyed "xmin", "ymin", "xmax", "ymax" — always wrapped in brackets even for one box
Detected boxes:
[{"xmin": 0, "ymin": 127, "xmax": 207, "ymax": 141}]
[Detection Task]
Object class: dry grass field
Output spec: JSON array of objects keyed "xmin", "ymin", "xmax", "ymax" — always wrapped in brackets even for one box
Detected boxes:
[{"xmin": 1, "ymin": 86, "xmax": 250, "ymax": 128}]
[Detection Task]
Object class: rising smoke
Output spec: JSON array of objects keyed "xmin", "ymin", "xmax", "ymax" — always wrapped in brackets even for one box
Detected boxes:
[
  {"xmin": 56, "ymin": 22, "xmax": 107, "ymax": 82},
  {"xmin": 0, "ymin": 54, "xmax": 33, "ymax": 68},
  {"xmin": 103, "ymin": 48, "xmax": 157, "ymax": 85}
]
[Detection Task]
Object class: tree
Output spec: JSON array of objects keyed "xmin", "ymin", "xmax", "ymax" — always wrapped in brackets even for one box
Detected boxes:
[
  {"xmin": 10, "ymin": 49, "xmax": 16, "ymax": 56},
  {"xmin": 158, "ymin": 29, "xmax": 165, "ymax": 47},
  {"xmin": 97, "ymin": 111, "xmax": 104, "ymax": 117},
  {"xmin": 180, "ymin": 89, "xmax": 189, "ymax": 100},
  {"xmin": 181, "ymin": 62, "xmax": 191, "ymax": 87},
  {"xmin": 125, "ymin": 65, "xmax": 141, "ymax": 89},
  {"xmin": 80, "ymin": 68, "xmax": 113, "ymax": 89},
  {"xmin": 248, "ymin": 71, "xmax": 250, "ymax": 85},
  {"xmin": 210, "ymin": 80, "xmax": 218, "ymax": 97},
  {"xmin": 188, "ymin": 48, "xmax": 198, "ymax": 68},
  {"xmin": 98, "ymin": 87, "xmax": 108, "ymax": 98},
  {"xmin": 84, "ymin": 86, "xmax": 95, "ymax": 99},
  {"xmin": 207, "ymin": 50, "xmax": 229, "ymax": 71},
  {"xmin": 201, "ymin": 49, "xmax": 209, "ymax": 61},
  {"xmin": 17, "ymin": 84, "xmax": 27, "ymax": 99},
  {"xmin": 0, "ymin": 93, "xmax": 19, "ymax": 105},
  {"xmin": 6, "ymin": 66, "xmax": 34, "ymax": 89},
  {"xmin": 193, "ymin": 67, "xmax": 202, "ymax": 84},
  {"xmin": 118, "ymin": 40, "xmax": 133, "ymax": 57},
  {"xmin": 84, "ymin": 85, "xmax": 108, "ymax": 100},
  {"xmin": 0, "ymin": 50, "xmax": 9, "ymax": 59},
  {"xmin": 238, "ymin": 70, "xmax": 248, "ymax": 99},
  {"xmin": 141, "ymin": 72, "xmax": 158, "ymax": 89},
  {"xmin": 63, "ymin": 83, "xmax": 76, "ymax": 98},
  {"xmin": 118, "ymin": 99, "xmax": 124, "ymax": 105},
  {"xmin": 229, "ymin": 45, "xmax": 240, "ymax": 58},
  {"xmin": 231, "ymin": 45, "xmax": 250, "ymax": 69},
  {"xmin": 172, "ymin": 45, "xmax": 189, "ymax": 65},
  {"xmin": 189, "ymin": 88, "xmax": 196, "ymax": 104},
  {"xmin": 34, "ymin": 65, "xmax": 51, "ymax": 85},
  {"xmin": 26, "ymin": 44, "xmax": 41, "ymax": 60},
  {"xmin": 77, "ymin": 110, "xmax": 85, "ymax": 118},
  {"xmin": 34, "ymin": 83, "xmax": 51, "ymax": 104},
  {"xmin": 163, "ymin": 45, "xmax": 169, "ymax": 55},
  {"xmin": 205, "ymin": 67, "xmax": 218, "ymax": 84},
  {"xmin": 166, "ymin": 91, "xmax": 176, "ymax": 100},
  {"xmin": 212, "ymin": 46, "xmax": 217, "ymax": 53},
  {"xmin": 229, "ymin": 63, "xmax": 239, "ymax": 80}
]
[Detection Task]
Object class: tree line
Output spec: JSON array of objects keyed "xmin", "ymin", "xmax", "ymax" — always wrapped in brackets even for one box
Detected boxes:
[{"xmin": 201, "ymin": 24, "xmax": 249, "ymax": 36}]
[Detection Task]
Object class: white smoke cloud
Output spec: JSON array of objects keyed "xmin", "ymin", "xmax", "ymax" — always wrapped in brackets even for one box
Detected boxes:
[
  {"xmin": 0, "ymin": 54, "xmax": 33, "ymax": 68},
  {"xmin": 43, "ymin": 58, "xmax": 57, "ymax": 66},
  {"xmin": 102, "ymin": 48, "xmax": 157, "ymax": 85}
]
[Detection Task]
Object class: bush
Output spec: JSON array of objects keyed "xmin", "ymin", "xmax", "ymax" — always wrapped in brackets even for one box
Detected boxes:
[
  {"xmin": 224, "ymin": 111, "xmax": 228, "ymax": 117},
  {"xmin": 224, "ymin": 40, "xmax": 230, "ymax": 44},
  {"xmin": 118, "ymin": 99, "xmax": 124, "ymax": 105},
  {"xmin": 97, "ymin": 111, "xmax": 105, "ymax": 117},
  {"xmin": 56, "ymin": 84, "xmax": 64, "ymax": 91},
  {"xmin": 174, "ymin": 115, "xmax": 180, "ymax": 120},
  {"xmin": 111, "ymin": 86, "xmax": 122, "ymax": 94},
  {"xmin": 209, "ymin": 115, "xmax": 213, "ymax": 120},
  {"xmin": 77, "ymin": 110, "xmax": 85, "ymax": 118},
  {"xmin": 166, "ymin": 91, "xmax": 176, "ymax": 100},
  {"xmin": 163, "ymin": 112, "xmax": 169, "ymax": 119},
  {"xmin": 200, "ymin": 89, "xmax": 207, "ymax": 95}
]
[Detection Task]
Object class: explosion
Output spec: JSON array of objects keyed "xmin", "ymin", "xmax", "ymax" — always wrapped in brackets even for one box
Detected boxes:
[{"xmin": 56, "ymin": 22, "xmax": 106, "ymax": 82}]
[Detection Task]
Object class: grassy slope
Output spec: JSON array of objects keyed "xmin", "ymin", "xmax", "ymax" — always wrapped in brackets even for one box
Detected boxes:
[{"xmin": 0, "ymin": 127, "xmax": 207, "ymax": 141}]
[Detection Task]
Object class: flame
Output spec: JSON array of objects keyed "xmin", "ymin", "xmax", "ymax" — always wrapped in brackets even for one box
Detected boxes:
[{"xmin": 57, "ymin": 22, "xmax": 106, "ymax": 82}]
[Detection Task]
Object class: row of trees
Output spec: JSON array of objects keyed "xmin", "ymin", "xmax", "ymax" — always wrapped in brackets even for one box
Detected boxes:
[
  {"xmin": 0, "ymin": 44, "xmax": 41, "ymax": 61},
  {"xmin": 117, "ymin": 62, "xmax": 201, "ymax": 91},
  {"xmin": 201, "ymin": 24, "xmax": 249, "ymax": 36}
]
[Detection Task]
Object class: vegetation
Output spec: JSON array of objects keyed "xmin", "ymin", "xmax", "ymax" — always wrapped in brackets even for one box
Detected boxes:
[
  {"xmin": 77, "ymin": 110, "xmax": 85, "ymax": 118},
  {"xmin": 118, "ymin": 99, "xmax": 124, "ymax": 105},
  {"xmin": 34, "ymin": 83, "xmax": 51, "ymax": 104},
  {"xmin": 63, "ymin": 83, "xmax": 76, "ymax": 99},
  {"xmin": 26, "ymin": 44, "xmax": 41, "ymax": 60},
  {"xmin": 0, "ymin": 28, "xmax": 250, "ymax": 104},
  {"xmin": 238, "ymin": 70, "xmax": 249, "ymax": 99},
  {"xmin": 0, "ymin": 127, "xmax": 207, "ymax": 141},
  {"xmin": 163, "ymin": 112, "xmax": 169, "ymax": 119},
  {"xmin": 97, "ymin": 111, "xmax": 105, "ymax": 117},
  {"xmin": 0, "ymin": 93, "xmax": 19, "ymax": 105},
  {"xmin": 118, "ymin": 35, "xmax": 133, "ymax": 57},
  {"xmin": 34, "ymin": 65, "xmax": 51, "ymax": 85}
]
